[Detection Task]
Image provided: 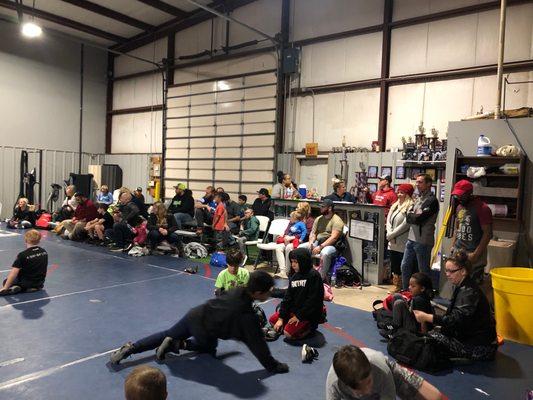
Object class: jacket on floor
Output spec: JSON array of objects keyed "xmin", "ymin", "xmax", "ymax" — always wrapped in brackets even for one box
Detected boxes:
[
  {"xmin": 279, "ymin": 248, "xmax": 324, "ymax": 324},
  {"xmin": 434, "ymin": 276, "xmax": 496, "ymax": 346},
  {"xmin": 146, "ymin": 213, "xmax": 179, "ymax": 234},
  {"xmin": 186, "ymin": 287, "xmax": 279, "ymax": 370}
]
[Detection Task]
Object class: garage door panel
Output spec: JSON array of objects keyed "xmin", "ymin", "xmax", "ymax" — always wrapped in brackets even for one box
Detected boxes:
[
  {"xmin": 168, "ymin": 97, "xmax": 190, "ymax": 108},
  {"xmin": 165, "ymin": 160, "xmax": 188, "ymax": 169},
  {"xmin": 191, "ymin": 93, "xmax": 215, "ymax": 105},
  {"xmin": 215, "ymin": 170, "xmax": 239, "ymax": 181},
  {"xmin": 216, "ymin": 148, "xmax": 241, "ymax": 158},
  {"xmin": 190, "ymin": 148, "xmax": 213, "ymax": 158},
  {"xmin": 216, "ymin": 136, "xmax": 242, "ymax": 147},
  {"xmin": 167, "ymin": 107, "xmax": 189, "ymax": 118},
  {"xmin": 245, "ymin": 85, "xmax": 276, "ymax": 99},
  {"xmin": 165, "ymin": 169, "xmax": 188, "ymax": 180},
  {"xmin": 167, "ymin": 138, "xmax": 188, "ymax": 149},
  {"xmin": 243, "ymin": 147, "xmax": 274, "ymax": 158},
  {"xmin": 191, "ymin": 126, "xmax": 215, "ymax": 137},
  {"xmin": 243, "ymin": 134, "xmax": 274, "ymax": 147},
  {"xmin": 190, "ymin": 104, "xmax": 216, "ymax": 116},
  {"xmin": 244, "ymin": 122, "xmax": 274, "ymax": 134},
  {"xmin": 245, "ymin": 73, "xmax": 276, "ymax": 85},
  {"xmin": 189, "ymin": 159, "xmax": 211, "ymax": 169},
  {"xmin": 216, "ymin": 113, "xmax": 242, "ymax": 125},
  {"xmin": 217, "ymin": 101, "xmax": 242, "ymax": 114},
  {"xmin": 244, "ymin": 97, "xmax": 276, "ymax": 111},
  {"xmin": 190, "ymin": 82, "xmax": 215, "ymax": 94},
  {"xmin": 244, "ymin": 110, "xmax": 275, "ymax": 124},
  {"xmin": 167, "ymin": 127, "xmax": 189, "ymax": 139},
  {"xmin": 189, "ymin": 137, "xmax": 215, "ymax": 148},
  {"xmin": 218, "ymin": 89, "xmax": 244, "ymax": 103},
  {"xmin": 216, "ymin": 125, "xmax": 242, "ymax": 135},
  {"xmin": 166, "ymin": 148, "xmax": 188, "ymax": 158},
  {"xmin": 242, "ymin": 170, "xmax": 273, "ymax": 182},
  {"xmin": 167, "ymin": 118, "xmax": 189, "ymax": 129},
  {"xmin": 242, "ymin": 160, "xmax": 274, "ymax": 170},
  {"xmin": 214, "ymin": 160, "xmax": 240, "ymax": 169},
  {"xmin": 190, "ymin": 116, "xmax": 215, "ymax": 127}
]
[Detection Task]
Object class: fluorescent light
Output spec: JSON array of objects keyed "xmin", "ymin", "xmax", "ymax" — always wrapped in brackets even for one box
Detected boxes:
[
  {"xmin": 217, "ymin": 81, "xmax": 230, "ymax": 91},
  {"xmin": 22, "ymin": 22, "xmax": 42, "ymax": 38}
]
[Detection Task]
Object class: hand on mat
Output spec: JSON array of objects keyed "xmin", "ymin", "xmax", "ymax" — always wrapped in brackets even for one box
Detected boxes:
[
  {"xmin": 273, "ymin": 319, "xmax": 284, "ymax": 332},
  {"xmin": 288, "ymin": 315, "xmax": 300, "ymax": 325}
]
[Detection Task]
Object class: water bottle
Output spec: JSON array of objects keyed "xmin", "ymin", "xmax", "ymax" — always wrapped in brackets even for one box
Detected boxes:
[{"xmin": 477, "ymin": 134, "xmax": 492, "ymax": 157}]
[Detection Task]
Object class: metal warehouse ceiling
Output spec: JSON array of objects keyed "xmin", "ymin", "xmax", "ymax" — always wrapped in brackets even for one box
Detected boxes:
[{"xmin": 0, "ymin": 0, "xmax": 255, "ymax": 51}]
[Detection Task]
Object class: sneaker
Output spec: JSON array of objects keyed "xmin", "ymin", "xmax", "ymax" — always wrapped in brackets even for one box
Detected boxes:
[
  {"xmin": 110, "ymin": 342, "xmax": 134, "ymax": 364},
  {"xmin": 155, "ymin": 337, "xmax": 182, "ymax": 361},
  {"xmin": 109, "ymin": 245, "xmax": 124, "ymax": 252},
  {"xmin": 184, "ymin": 266, "xmax": 198, "ymax": 274},
  {"xmin": 263, "ymin": 327, "xmax": 281, "ymax": 342},
  {"xmin": 301, "ymin": 344, "xmax": 319, "ymax": 363},
  {"xmin": 122, "ymin": 243, "xmax": 134, "ymax": 253}
]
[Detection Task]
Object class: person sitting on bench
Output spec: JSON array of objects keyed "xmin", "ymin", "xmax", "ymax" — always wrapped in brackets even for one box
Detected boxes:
[{"xmin": 168, "ymin": 183, "xmax": 194, "ymax": 230}]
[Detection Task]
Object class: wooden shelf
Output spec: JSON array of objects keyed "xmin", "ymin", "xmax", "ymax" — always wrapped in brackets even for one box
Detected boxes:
[
  {"xmin": 456, "ymin": 156, "xmax": 521, "ymax": 163},
  {"xmin": 402, "ymin": 160, "xmax": 446, "ymax": 169}
]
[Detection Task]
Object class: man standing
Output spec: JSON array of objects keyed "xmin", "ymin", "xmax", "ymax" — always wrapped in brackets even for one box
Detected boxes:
[
  {"xmin": 252, "ymin": 188, "xmax": 273, "ymax": 220},
  {"xmin": 371, "ymin": 175, "xmax": 398, "ymax": 217},
  {"xmin": 400, "ymin": 174, "xmax": 439, "ymax": 289},
  {"xmin": 450, "ymin": 180, "xmax": 493, "ymax": 283},
  {"xmin": 302, "ymin": 199, "xmax": 344, "ymax": 280},
  {"xmin": 168, "ymin": 183, "xmax": 195, "ymax": 229}
]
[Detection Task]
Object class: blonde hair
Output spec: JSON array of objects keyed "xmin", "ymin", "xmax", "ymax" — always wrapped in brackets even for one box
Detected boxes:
[
  {"xmin": 389, "ymin": 195, "xmax": 414, "ymax": 215},
  {"xmin": 17, "ymin": 197, "xmax": 29, "ymax": 207},
  {"xmin": 290, "ymin": 210, "xmax": 303, "ymax": 221},
  {"xmin": 152, "ymin": 202, "xmax": 168, "ymax": 226},
  {"xmin": 100, "ymin": 185, "xmax": 109, "ymax": 191},
  {"xmin": 296, "ymin": 202, "xmax": 311, "ymax": 218},
  {"xmin": 25, "ymin": 229, "xmax": 41, "ymax": 245}
]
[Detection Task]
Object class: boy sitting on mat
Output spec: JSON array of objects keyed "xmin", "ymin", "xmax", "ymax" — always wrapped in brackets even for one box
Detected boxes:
[
  {"xmin": 214, "ymin": 248, "xmax": 250, "ymax": 296},
  {"xmin": 0, "ymin": 229, "xmax": 48, "ymax": 296},
  {"xmin": 326, "ymin": 345, "xmax": 442, "ymax": 400},
  {"xmin": 110, "ymin": 270, "xmax": 289, "ymax": 374},
  {"xmin": 268, "ymin": 248, "xmax": 325, "ymax": 340}
]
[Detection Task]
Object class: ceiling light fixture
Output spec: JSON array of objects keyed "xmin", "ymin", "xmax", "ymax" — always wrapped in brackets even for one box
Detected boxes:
[{"xmin": 21, "ymin": 21, "xmax": 42, "ymax": 38}]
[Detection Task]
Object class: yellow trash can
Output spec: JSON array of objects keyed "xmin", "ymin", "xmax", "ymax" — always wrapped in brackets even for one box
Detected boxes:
[{"xmin": 490, "ymin": 267, "xmax": 533, "ymax": 346}]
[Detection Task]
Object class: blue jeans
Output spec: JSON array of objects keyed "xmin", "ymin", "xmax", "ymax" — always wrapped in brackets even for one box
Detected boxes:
[
  {"xmin": 400, "ymin": 240, "xmax": 432, "ymax": 290},
  {"xmin": 133, "ymin": 315, "xmax": 217, "ymax": 355},
  {"xmin": 173, "ymin": 213, "xmax": 193, "ymax": 229}
]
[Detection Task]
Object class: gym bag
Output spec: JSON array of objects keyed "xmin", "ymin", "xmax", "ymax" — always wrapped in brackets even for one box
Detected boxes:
[
  {"xmin": 335, "ymin": 263, "xmax": 361, "ymax": 286},
  {"xmin": 387, "ymin": 329, "xmax": 450, "ymax": 372},
  {"xmin": 35, "ymin": 213, "xmax": 52, "ymax": 229},
  {"xmin": 372, "ymin": 291, "xmax": 412, "ymax": 330},
  {"xmin": 209, "ymin": 251, "xmax": 226, "ymax": 268}
]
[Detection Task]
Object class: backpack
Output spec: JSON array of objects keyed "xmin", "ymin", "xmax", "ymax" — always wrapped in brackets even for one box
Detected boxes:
[
  {"xmin": 209, "ymin": 251, "xmax": 226, "ymax": 267},
  {"xmin": 335, "ymin": 263, "xmax": 361, "ymax": 286},
  {"xmin": 372, "ymin": 291, "xmax": 413, "ymax": 330},
  {"xmin": 35, "ymin": 213, "xmax": 52, "ymax": 229},
  {"xmin": 387, "ymin": 329, "xmax": 450, "ymax": 372}
]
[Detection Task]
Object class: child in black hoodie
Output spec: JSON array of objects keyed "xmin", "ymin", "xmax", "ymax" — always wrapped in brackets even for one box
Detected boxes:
[
  {"xmin": 110, "ymin": 270, "xmax": 289, "ymax": 374},
  {"xmin": 269, "ymin": 248, "xmax": 325, "ymax": 339}
]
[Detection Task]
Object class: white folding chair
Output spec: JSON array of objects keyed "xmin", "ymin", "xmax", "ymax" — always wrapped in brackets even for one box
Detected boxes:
[
  {"xmin": 237, "ymin": 215, "xmax": 270, "ymax": 258},
  {"xmin": 253, "ymin": 218, "xmax": 290, "ymax": 269}
]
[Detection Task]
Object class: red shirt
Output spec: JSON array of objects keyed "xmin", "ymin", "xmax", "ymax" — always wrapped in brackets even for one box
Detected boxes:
[
  {"xmin": 73, "ymin": 200, "xmax": 99, "ymax": 222},
  {"xmin": 213, "ymin": 203, "xmax": 226, "ymax": 231},
  {"xmin": 372, "ymin": 187, "xmax": 398, "ymax": 216}
]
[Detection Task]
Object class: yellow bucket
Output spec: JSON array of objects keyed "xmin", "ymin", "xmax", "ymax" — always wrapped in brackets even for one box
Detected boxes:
[{"xmin": 490, "ymin": 267, "xmax": 533, "ymax": 346}]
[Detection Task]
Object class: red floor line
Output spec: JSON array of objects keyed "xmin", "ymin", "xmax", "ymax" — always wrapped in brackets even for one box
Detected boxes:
[
  {"xmin": 46, "ymin": 264, "xmax": 59, "ymax": 276},
  {"xmin": 203, "ymin": 263, "xmax": 212, "ymax": 279}
]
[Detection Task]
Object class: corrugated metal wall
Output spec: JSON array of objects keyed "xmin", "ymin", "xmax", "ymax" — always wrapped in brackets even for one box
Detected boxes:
[
  {"xmin": 0, "ymin": 147, "xmax": 160, "ymax": 219},
  {"xmin": 0, "ymin": 146, "xmax": 104, "ymax": 219},
  {"xmin": 103, "ymin": 154, "xmax": 157, "ymax": 203}
]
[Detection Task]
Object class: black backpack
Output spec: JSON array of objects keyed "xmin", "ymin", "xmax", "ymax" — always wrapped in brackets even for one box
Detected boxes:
[
  {"xmin": 335, "ymin": 263, "xmax": 361, "ymax": 286},
  {"xmin": 387, "ymin": 329, "xmax": 450, "ymax": 372}
]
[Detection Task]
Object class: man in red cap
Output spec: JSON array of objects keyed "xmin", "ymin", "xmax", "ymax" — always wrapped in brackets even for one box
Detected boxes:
[
  {"xmin": 372, "ymin": 175, "xmax": 398, "ymax": 217},
  {"xmin": 450, "ymin": 179, "xmax": 493, "ymax": 283}
]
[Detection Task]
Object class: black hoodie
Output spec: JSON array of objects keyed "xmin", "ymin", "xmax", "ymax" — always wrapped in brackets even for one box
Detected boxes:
[
  {"xmin": 168, "ymin": 189, "xmax": 195, "ymax": 217},
  {"xmin": 279, "ymin": 248, "xmax": 325, "ymax": 324},
  {"xmin": 186, "ymin": 287, "xmax": 281, "ymax": 371}
]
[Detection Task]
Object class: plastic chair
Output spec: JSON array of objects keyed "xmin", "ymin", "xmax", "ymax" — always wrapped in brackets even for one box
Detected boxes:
[
  {"xmin": 253, "ymin": 218, "xmax": 291, "ymax": 269},
  {"xmin": 237, "ymin": 215, "xmax": 270, "ymax": 257}
]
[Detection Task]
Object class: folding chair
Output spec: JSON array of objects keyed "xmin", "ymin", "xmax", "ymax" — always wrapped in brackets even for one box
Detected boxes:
[
  {"xmin": 253, "ymin": 218, "xmax": 290, "ymax": 270},
  {"xmin": 239, "ymin": 215, "xmax": 270, "ymax": 258}
]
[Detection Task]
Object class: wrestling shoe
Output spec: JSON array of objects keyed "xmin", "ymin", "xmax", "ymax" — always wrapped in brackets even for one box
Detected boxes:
[
  {"xmin": 110, "ymin": 342, "xmax": 134, "ymax": 364},
  {"xmin": 156, "ymin": 337, "xmax": 183, "ymax": 361},
  {"xmin": 263, "ymin": 326, "xmax": 281, "ymax": 342},
  {"xmin": 301, "ymin": 344, "xmax": 319, "ymax": 363}
]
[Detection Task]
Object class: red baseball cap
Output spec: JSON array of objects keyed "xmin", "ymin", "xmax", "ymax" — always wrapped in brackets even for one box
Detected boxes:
[
  {"xmin": 452, "ymin": 180, "xmax": 473, "ymax": 196},
  {"xmin": 397, "ymin": 183, "xmax": 414, "ymax": 197}
]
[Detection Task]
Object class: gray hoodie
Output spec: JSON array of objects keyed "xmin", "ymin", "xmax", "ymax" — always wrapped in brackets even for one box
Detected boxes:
[{"xmin": 406, "ymin": 190, "xmax": 439, "ymax": 247}]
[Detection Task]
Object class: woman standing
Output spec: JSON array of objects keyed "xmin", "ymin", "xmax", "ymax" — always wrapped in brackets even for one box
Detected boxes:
[{"xmin": 386, "ymin": 184, "xmax": 414, "ymax": 292}]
